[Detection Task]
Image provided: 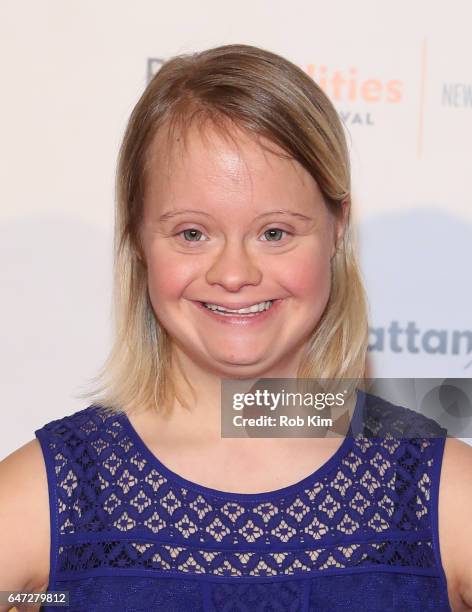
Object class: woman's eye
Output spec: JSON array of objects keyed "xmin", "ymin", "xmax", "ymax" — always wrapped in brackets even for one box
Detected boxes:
[
  {"xmin": 178, "ymin": 229, "xmax": 206, "ymax": 242},
  {"xmin": 261, "ymin": 228, "xmax": 290, "ymax": 242},
  {"xmin": 175, "ymin": 227, "xmax": 291, "ymax": 245}
]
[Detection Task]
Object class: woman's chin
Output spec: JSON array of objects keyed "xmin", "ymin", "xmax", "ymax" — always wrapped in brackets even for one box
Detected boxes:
[{"xmin": 207, "ymin": 353, "xmax": 283, "ymax": 379}]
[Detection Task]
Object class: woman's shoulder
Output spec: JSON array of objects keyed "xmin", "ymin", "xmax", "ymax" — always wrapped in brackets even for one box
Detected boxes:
[
  {"xmin": 439, "ymin": 436, "xmax": 472, "ymax": 610},
  {"xmin": 34, "ymin": 403, "xmax": 118, "ymax": 441},
  {"xmin": 0, "ymin": 404, "xmax": 118, "ymax": 599},
  {"xmin": 0, "ymin": 438, "xmax": 51, "ymax": 598},
  {"xmin": 361, "ymin": 389, "xmax": 448, "ymax": 437}
]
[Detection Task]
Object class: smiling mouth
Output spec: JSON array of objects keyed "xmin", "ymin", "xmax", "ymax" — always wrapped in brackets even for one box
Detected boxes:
[
  {"xmin": 200, "ymin": 300, "xmax": 275, "ymax": 314},
  {"xmin": 191, "ymin": 299, "xmax": 285, "ymax": 321}
]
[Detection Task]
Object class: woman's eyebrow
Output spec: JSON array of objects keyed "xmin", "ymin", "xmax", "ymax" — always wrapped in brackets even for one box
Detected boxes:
[{"xmin": 158, "ymin": 209, "xmax": 314, "ymax": 222}]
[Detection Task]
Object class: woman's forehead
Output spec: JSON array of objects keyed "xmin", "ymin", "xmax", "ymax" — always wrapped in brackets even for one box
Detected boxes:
[
  {"xmin": 151, "ymin": 115, "xmax": 289, "ymax": 159},
  {"xmin": 145, "ymin": 120, "xmax": 315, "ymax": 197},
  {"xmin": 142, "ymin": 161, "xmax": 326, "ymax": 232}
]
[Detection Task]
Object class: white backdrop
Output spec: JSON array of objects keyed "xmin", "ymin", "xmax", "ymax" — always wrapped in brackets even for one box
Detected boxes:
[{"xmin": 1, "ymin": 0, "xmax": 471, "ymax": 459}]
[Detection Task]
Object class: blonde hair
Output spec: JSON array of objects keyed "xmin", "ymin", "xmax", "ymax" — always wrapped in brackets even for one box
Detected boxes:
[{"xmin": 76, "ymin": 43, "xmax": 369, "ymax": 416}]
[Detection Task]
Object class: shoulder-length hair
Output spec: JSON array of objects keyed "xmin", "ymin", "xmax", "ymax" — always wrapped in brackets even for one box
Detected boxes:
[{"xmin": 77, "ymin": 43, "xmax": 369, "ymax": 416}]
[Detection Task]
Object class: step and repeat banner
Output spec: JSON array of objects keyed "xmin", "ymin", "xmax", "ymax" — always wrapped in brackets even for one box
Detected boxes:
[{"xmin": 1, "ymin": 1, "xmax": 471, "ymax": 457}]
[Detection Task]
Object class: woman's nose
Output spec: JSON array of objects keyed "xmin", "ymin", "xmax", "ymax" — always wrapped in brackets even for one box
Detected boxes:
[{"xmin": 205, "ymin": 239, "xmax": 263, "ymax": 291}]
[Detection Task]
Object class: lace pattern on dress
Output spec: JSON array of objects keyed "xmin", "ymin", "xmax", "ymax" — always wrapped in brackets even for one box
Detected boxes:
[{"xmin": 35, "ymin": 392, "xmax": 448, "ymax": 580}]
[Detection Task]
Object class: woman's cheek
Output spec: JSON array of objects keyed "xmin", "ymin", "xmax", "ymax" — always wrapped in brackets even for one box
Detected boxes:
[
  {"xmin": 145, "ymin": 249, "xmax": 200, "ymax": 301},
  {"xmin": 279, "ymin": 244, "xmax": 332, "ymax": 299}
]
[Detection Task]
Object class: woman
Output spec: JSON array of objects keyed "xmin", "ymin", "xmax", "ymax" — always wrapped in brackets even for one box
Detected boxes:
[{"xmin": 1, "ymin": 43, "xmax": 471, "ymax": 612}]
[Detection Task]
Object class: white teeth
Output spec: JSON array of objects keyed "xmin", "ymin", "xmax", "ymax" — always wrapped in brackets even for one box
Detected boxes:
[{"xmin": 204, "ymin": 300, "xmax": 273, "ymax": 314}]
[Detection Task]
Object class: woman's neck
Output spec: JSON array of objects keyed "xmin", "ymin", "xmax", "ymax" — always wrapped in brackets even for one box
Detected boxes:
[{"xmin": 157, "ymin": 343, "xmax": 315, "ymax": 443}]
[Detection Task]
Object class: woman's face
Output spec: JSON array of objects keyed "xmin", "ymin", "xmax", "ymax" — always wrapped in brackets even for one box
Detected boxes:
[{"xmin": 140, "ymin": 122, "xmax": 345, "ymax": 379}]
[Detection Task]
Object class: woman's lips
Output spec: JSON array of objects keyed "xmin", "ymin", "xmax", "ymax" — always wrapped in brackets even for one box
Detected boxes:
[
  {"xmin": 192, "ymin": 299, "xmax": 284, "ymax": 326},
  {"xmin": 197, "ymin": 300, "xmax": 275, "ymax": 310}
]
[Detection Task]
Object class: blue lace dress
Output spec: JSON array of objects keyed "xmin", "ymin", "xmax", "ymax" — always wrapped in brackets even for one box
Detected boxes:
[{"xmin": 34, "ymin": 389, "xmax": 451, "ymax": 611}]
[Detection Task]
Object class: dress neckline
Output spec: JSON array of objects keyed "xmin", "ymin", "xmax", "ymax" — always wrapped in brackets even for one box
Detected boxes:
[{"xmin": 118, "ymin": 388, "xmax": 366, "ymax": 501}]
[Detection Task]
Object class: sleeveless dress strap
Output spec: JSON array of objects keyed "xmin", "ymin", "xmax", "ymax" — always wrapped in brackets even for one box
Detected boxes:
[{"xmin": 429, "ymin": 433, "xmax": 450, "ymax": 603}]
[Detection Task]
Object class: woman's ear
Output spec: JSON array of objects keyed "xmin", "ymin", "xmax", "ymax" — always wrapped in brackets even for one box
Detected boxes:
[
  {"xmin": 134, "ymin": 238, "xmax": 147, "ymax": 268},
  {"xmin": 334, "ymin": 197, "xmax": 350, "ymax": 251},
  {"xmin": 134, "ymin": 227, "xmax": 148, "ymax": 267},
  {"xmin": 137, "ymin": 251, "xmax": 148, "ymax": 268}
]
